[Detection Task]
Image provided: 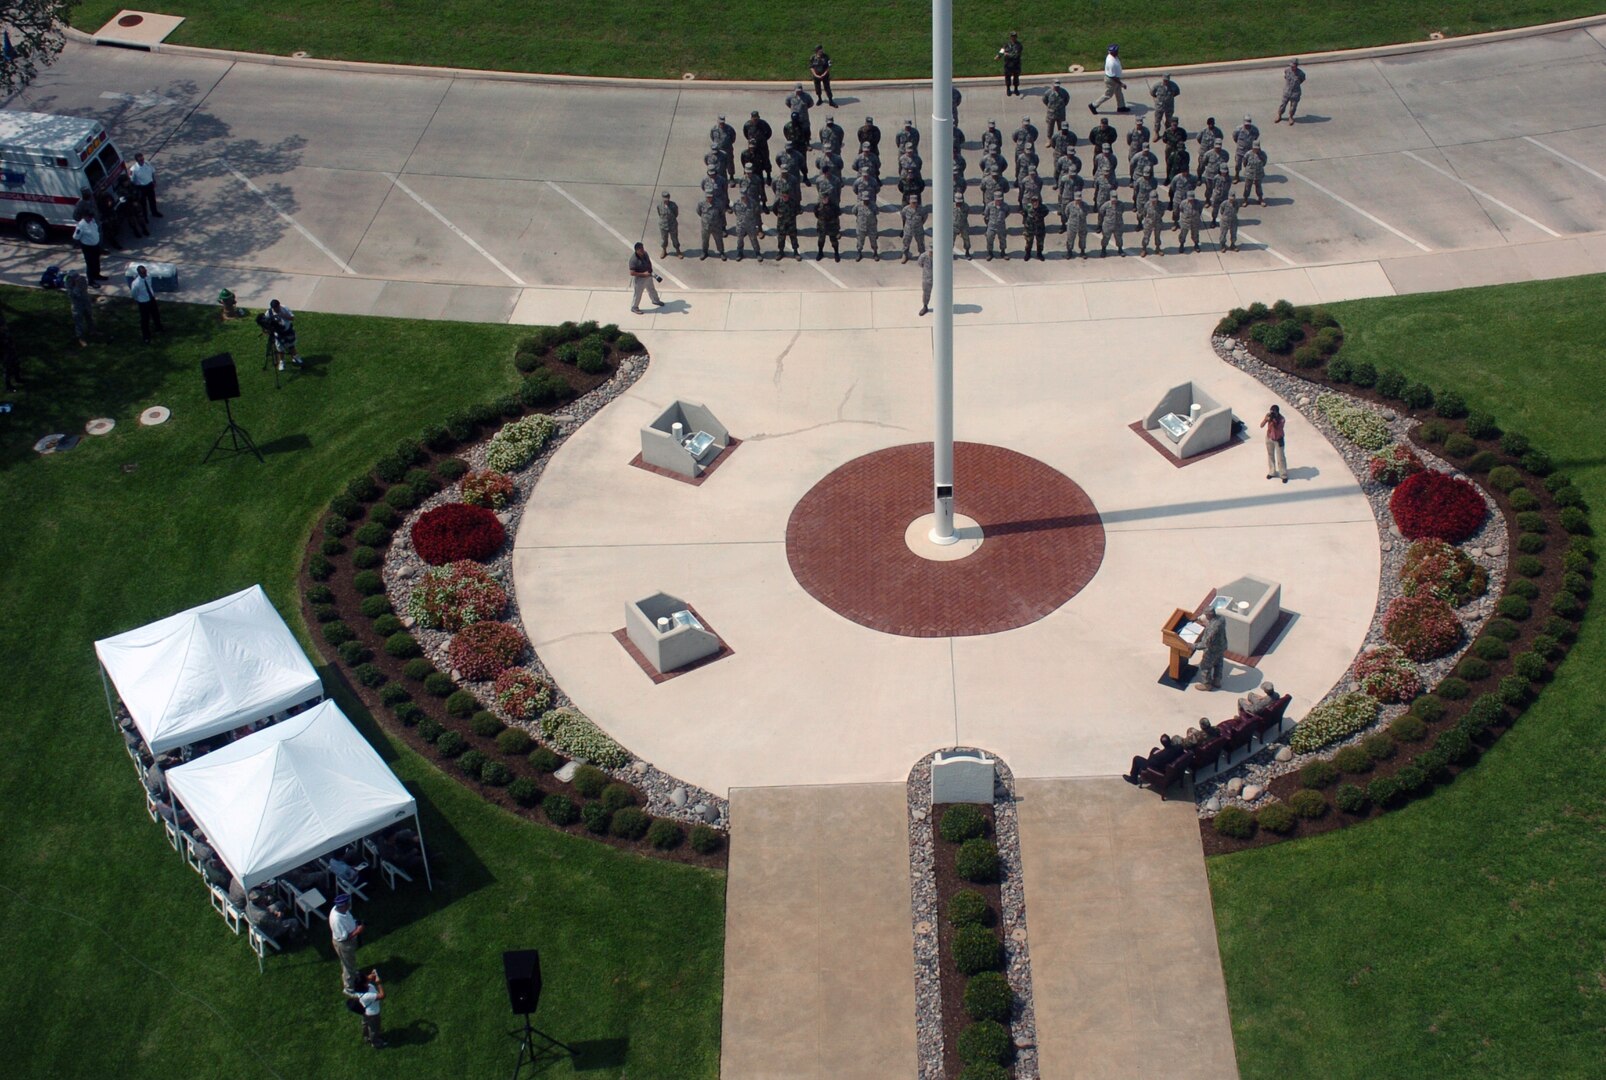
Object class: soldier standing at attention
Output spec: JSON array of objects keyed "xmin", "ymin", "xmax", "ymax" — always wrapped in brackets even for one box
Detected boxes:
[
  {"xmin": 1233, "ymin": 115, "xmax": 1260, "ymax": 180},
  {"xmin": 1089, "ymin": 44, "xmax": 1128, "ymax": 114},
  {"xmin": 1088, "ymin": 116, "xmax": 1117, "ymax": 159},
  {"xmin": 1218, "ymin": 193, "xmax": 1241, "ymax": 251},
  {"xmin": 1198, "ymin": 116, "xmax": 1225, "ymax": 153},
  {"xmin": 896, "ymin": 120, "xmax": 921, "ymax": 156},
  {"xmin": 820, "ymin": 114, "xmax": 845, "ymax": 156},
  {"xmin": 984, "ymin": 193, "xmax": 1010, "ymax": 259},
  {"xmin": 785, "ymin": 111, "xmax": 812, "ymax": 173},
  {"xmin": 981, "ymin": 163, "xmax": 1009, "ymax": 206},
  {"xmin": 1015, "ymin": 140, "xmax": 1039, "ymax": 185},
  {"xmin": 952, "ymin": 86, "xmax": 963, "ymax": 127},
  {"xmin": 897, "ymin": 142, "xmax": 923, "ymax": 178},
  {"xmin": 713, "ymin": 116, "xmax": 737, "ymax": 179},
  {"xmin": 1207, "ymin": 167, "xmax": 1232, "ymax": 227},
  {"xmin": 737, "ymin": 165, "xmax": 769, "ymax": 213},
  {"xmin": 854, "ymin": 187, "xmax": 880, "ymax": 261},
  {"xmin": 918, "ymin": 248, "xmax": 934, "ymax": 316},
  {"xmin": 1139, "ymin": 192, "xmax": 1164, "ymax": 257},
  {"xmin": 810, "ymin": 46, "xmax": 836, "ymax": 107},
  {"xmin": 657, "ymin": 192, "xmax": 682, "ymax": 258},
  {"xmin": 773, "ymin": 189, "xmax": 802, "ymax": 258},
  {"xmin": 1149, "ymin": 73, "xmax": 1180, "ymax": 129},
  {"xmin": 1275, "ymin": 59, "xmax": 1306, "ymax": 123},
  {"xmin": 1022, "ymin": 195, "xmax": 1047, "ymax": 260},
  {"xmin": 897, "ymin": 164, "xmax": 926, "ymax": 207},
  {"xmin": 741, "ymin": 139, "xmax": 770, "ymax": 188},
  {"xmin": 854, "ymin": 140, "xmax": 881, "ymax": 181},
  {"xmin": 1131, "ymin": 165, "xmax": 1156, "ymax": 218},
  {"xmin": 814, "ymin": 195, "xmax": 842, "ymax": 261},
  {"xmin": 1125, "ymin": 116, "xmax": 1150, "ymax": 180},
  {"xmin": 701, "ymin": 167, "xmax": 729, "ymax": 213},
  {"xmin": 900, "ymin": 195, "xmax": 928, "ymax": 261},
  {"xmin": 952, "ymin": 151, "xmax": 967, "ymax": 196},
  {"xmin": 814, "ymin": 163, "xmax": 845, "ymax": 210},
  {"xmin": 733, "ymin": 192, "xmax": 764, "ymax": 261},
  {"xmin": 1044, "ymin": 81, "xmax": 1070, "ymax": 139},
  {"xmin": 981, "ymin": 120, "xmax": 1003, "ymax": 157},
  {"xmin": 998, "ymin": 31, "xmax": 1023, "ymax": 97},
  {"xmin": 858, "ymin": 116, "xmax": 882, "ymax": 153},
  {"xmin": 786, "ymin": 83, "xmax": 814, "ymax": 117},
  {"xmin": 1161, "ymin": 117, "xmax": 1189, "ymax": 182},
  {"xmin": 953, "ymin": 189, "xmax": 972, "ymax": 258},
  {"xmin": 698, "ymin": 195, "xmax": 727, "ymax": 260},
  {"xmin": 1055, "ymin": 166, "xmax": 1079, "ymax": 234},
  {"xmin": 1012, "ymin": 116, "xmax": 1038, "ymax": 158},
  {"xmin": 1176, "ymin": 191, "xmax": 1202, "ymax": 253},
  {"xmin": 816, "ymin": 143, "xmax": 846, "ymax": 182},
  {"xmin": 1064, "ymin": 190, "xmax": 1089, "ymax": 258},
  {"xmin": 1167, "ymin": 168, "xmax": 1195, "ymax": 226},
  {"xmin": 1241, "ymin": 141, "xmax": 1267, "ymax": 205},
  {"xmin": 1019, "ymin": 164, "xmax": 1044, "ymax": 215},
  {"xmin": 852, "ymin": 166, "xmax": 881, "ymax": 209},
  {"xmin": 1098, "ymin": 190, "xmax": 1125, "ymax": 256},
  {"xmin": 773, "ymin": 155, "xmax": 803, "ymax": 205},
  {"xmin": 744, "ymin": 111, "xmax": 774, "ymax": 179}
]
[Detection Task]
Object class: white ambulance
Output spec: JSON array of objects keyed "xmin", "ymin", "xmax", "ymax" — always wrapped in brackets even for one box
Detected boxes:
[{"xmin": 0, "ymin": 110, "xmax": 128, "ymax": 242}]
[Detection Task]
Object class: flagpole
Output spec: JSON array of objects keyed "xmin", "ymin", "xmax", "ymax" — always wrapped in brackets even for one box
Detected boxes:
[{"xmin": 929, "ymin": 0, "xmax": 957, "ymax": 544}]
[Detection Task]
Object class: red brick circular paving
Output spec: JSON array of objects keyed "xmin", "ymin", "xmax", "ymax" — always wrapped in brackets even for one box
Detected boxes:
[{"xmin": 786, "ymin": 442, "xmax": 1106, "ymax": 637}]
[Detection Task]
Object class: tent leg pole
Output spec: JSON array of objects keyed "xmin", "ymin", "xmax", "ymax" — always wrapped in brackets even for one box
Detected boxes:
[
  {"xmin": 414, "ymin": 812, "xmax": 434, "ymax": 892},
  {"xmin": 100, "ymin": 663, "xmax": 117, "ymax": 727}
]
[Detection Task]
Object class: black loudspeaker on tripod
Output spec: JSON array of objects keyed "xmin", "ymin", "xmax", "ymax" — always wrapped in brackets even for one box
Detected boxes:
[
  {"xmin": 503, "ymin": 949, "xmax": 575, "ymax": 1078},
  {"xmin": 200, "ymin": 353, "xmax": 263, "ymax": 463}
]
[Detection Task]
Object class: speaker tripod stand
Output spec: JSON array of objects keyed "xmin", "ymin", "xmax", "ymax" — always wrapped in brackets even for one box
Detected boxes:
[
  {"xmin": 204, "ymin": 398, "xmax": 263, "ymax": 463},
  {"xmin": 509, "ymin": 1012, "xmax": 575, "ymax": 1079}
]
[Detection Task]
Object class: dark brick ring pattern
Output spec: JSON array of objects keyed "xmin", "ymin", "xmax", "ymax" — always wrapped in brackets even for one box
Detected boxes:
[{"xmin": 785, "ymin": 442, "xmax": 1107, "ymax": 637}]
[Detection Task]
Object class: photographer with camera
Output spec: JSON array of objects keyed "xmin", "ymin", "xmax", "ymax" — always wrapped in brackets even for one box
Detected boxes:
[
  {"xmin": 259, "ymin": 299, "xmax": 302, "ymax": 370},
  {"xmin": 628, "ymin": 242, "xmax": 665, "ymax": 314},
  {"xmin": 343, "ymin": 968, "xmax": 387, "ymax": 1049}
]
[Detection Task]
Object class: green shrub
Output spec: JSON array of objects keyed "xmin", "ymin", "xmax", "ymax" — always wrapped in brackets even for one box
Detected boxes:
[
  {"xmin": 1417, "ymin": 419, "xmax": 1448, "ymax": 444},
  {"xmin": 354, "ymin": 663, "xmax": 386, "ymax": 689},
  {"xmin": 434, "ymin": 730, "xmax": 466, "ymax": 757},
  {"xmin": 422, "ymin": 424, "xmax": 455, "ymax": 451},
  {"xmin": 1463, "ymin": 411, "xmax": 1499, "ymax": 439},
  {"xmin": 1465, "ymin": 451, "xmax": 1501, "ymax": 475},
  {"xmin": 1563, "ymin": 571, "xmax": 1590, "ymax": 597},
  {"xmin": 1375, "ymin": 370, "xmax": 1407, "ymax": 399},
  {"xmin": 1466, "ymin": 694, "xmax": 1507, "ymax": 731},
  {"xmin": 1272, "ymin": 299, "xmax": 1296, "ymax": 319},
  {"xmin": 957, "ymin": 1020, "xmax": 1012, "ymax": 1066},
  {"xmin": 1299, "ymin": 760, "xmax": 1339, "ymax": 789},
  {"xmin": 346, "ymin": 475, "xmax": 380, "ymax": 503},
  {"xmin": 690, "ymin": 824, "xmax": 723, "ymax": 854},
  {"xmin": 940, "ymin": 804, "xmax": 989, "ymax": 843},
  {"xmin": 509, "ymin": 778, "xmax": 541, "ymax": 807},
  {"xmin": 1288, "ymin": 789, "xmax": 1328, "ymax": 819},
  {"xmin": 600, "ymin": 783, "xmax": 637, "ymax": 812},
  {"xmin": 437, "ymin": 458, "xmax": 469, "ymax": 481},
  {"xmin": 1496, "ymin": 675, "xmax": 1528, "ymax": 705},
  {"xmin": 404, "ymin": 657, "xmax": 435, "ymax": 680},
  {"xmin": 396, "ymin": 704, "xmax": 426, "ymax": 730},
  {"xmin": 1517, "ymin": 511, "xmax": 1546, "ymax": 535},
  {"xmin": 1517, "ymin": 532, "xmax": 1546, "ymax": 554},
  {"xmin": 1442, "ymin": 432, "xmax": 1476, "ymax": 459},
  {"xmin": 370, "ymin": 613, "xmax": 402, "ymax": 637},
  {"xmin": 321, "ymin": 621, "xmax": 354, "ymax": 646},
  {"xmin": 1435, "ymin": 677, "xmax": 1469, "ymax": 701},
  {"xmin": 1512, "ymin": 652, "xmax": 1547, "ymax": 682},
  {"xmin": 416, "ymin": 717, "xmax": 443, "ymax": 742},
  {"xmin": 1484, "ymin": 619, "xmax": 1519, "ymax": 642},
  {"xmin": 1411, "ymin": 695, "xmax": 1446, "ymax": 723},
  {"xmin": 306, "ymin": 584, "xmax": 336, "ymax": 605},
  {"xmin": 963, "ymin": 971, "xmax": 1013, "ymax": 1022},
  {"xmin": 384, "ymin": 483, "xmax": 418, "ymax": 510},
  {"xmin": 1291, "ymin": 343, "xmax": 1323, "ymax": 369},
  {"xmin": 1257, "ymin": 803, "xmax": 1296, "ymax": 834},
  {"xmin": 956, "ymin": 839, "xmax": 1001, "ymax": 883},
  {"xmin": 312, "ymin": 602, "xmax": 340, "ymax": 623},
  {"xmin": 1335, "ymin": 783, "xmax": 1369, "ymax": 814},
  {"xmin": 513, "ymin": 349, "xmax": 542, "ymax": 374},
  {"xmin": 1348, "ymin": 360, "xmax": 1377, "ymax": 387},
  {"xmin": 424, "ymin": 671, "xmax": 456, "ymax": 696},
  {"xmin": 1495, "ymin": 595, "xmax": 1531, "ymax": 621},
  {"xmin": 1473, "ymin": 636, "xmax": 1509, "ymax": 662},
  {"xmin": 1367, "ymin": 775, "xmax": 1403, "ymax": 808},
  {"xmin": 1487, "ymin": 465, "xmax": 1522, "ymax": 492},
  {"xmin": 646, "ymin": 819, "xmax": 684, "ymax": 849},
  {"xmin": 379, "ymin": 683, "xmax": 411, "ymax": 707},
  {"xmin": 577, "ymin": 344, "xmax": 609, "ymax": 375},
  {"xmin": 1560, "ymin": 507, "xmax": 1591, "ymax": 535},
  {"xmin": 1315, "ymin": 327, "xmax": 1342, "ymax": 354},
  {"xmin": 1554, "ymin": 485, "xmax": 1586, "ymax": 509},
  {"xmin": 456, "ymin": 749, "xmax": 487, "ymax": 778},
  {"xmin": 330, "ymin": 494, "xmax": 363, "ymax": 520},
  {"xmin": 1514, "ymin": 554, "xmax": 1544, "ymax": 578},
  {"xmin": 1498, "ymin": 430, "xmax": 1530, "ymax": 457},
  {"xmin": 1216, "ymin": 312, "xmax": 1243, "ymax": 335},
  {"xmin": 1564, "ymin": 549, "xmax": 1594, "ymax": 575},
  {"xmin": 481, "ymin": 761, "xmax": 513, "ymax": 786},
  {"xmin": 369, "ymin": 503, "xmax": 400, "ymax": 528},
  {"xmin": 542, "ymin": 793, "xmax": 579, "ymax": 825},
  {"xmin": 572, "ymin": 764, "xmax": 609, "ymax": 799},
  {"xmin": 1401, "ymin": 382, "xmax": 1434, "ymax": 410},
  {"xmin": 528, "ymin": 747, "xmax": 562, "ymax": 773},
  {"xmin": 1246, "ymin": 302, "xmax": 1269, "ymax": 319},
  {"xmin": 1507, "ymin": 578, "xmax": 1540, "ymax": 601},
  {"xmin": 1522, "ymin": 449, "xmax": 1554, "ymax": 477},
  {"xmin": 1508, "ymin": 487, "xmax": 1539, "ymax": 512},
  {"xmin": 1333, "ymin": 746, "xmax": 1373, "ymax": 775},
  {"xmin": 1325, "ymin": 355, "xmax": 1351, "ymax": 382},
  {"xmin": 320, "ymin": 537, "xmax": 346, "ymax": 557},
  {"xmin": 495, "ymin": 728, "xmax": 533, "ymax": 756},
  {"xmin": 520, "ymin": 368, "xmax": 570, "ymax": 406},
  {"xmin": 406, "ymin": 467, "xmax": 442, "ymax": 496},
  {"xmin": 322, "ymin": 516, "xmax": 350, "ymax": 539},
  {"xmin": 385, "ymin": 632, "xmax": 422, "ymax": 659},
  {"xmin": 353, "ymin": 570, "xmax": 385, "ymax": 596},
  {"xmin": 374, "ymin": 452, "xmax": 408, "ymax": 484},
  {"xmin": 1454, "ymin": 656, "xmax": 1491, "ymax": 682},
  {"xmin": 947, "ymin": 890, "xmax": 992, "ymax": 929},
  {"xmin": 1396, "ymin": 764, "xmax": 1428, "ymax": 794},
  {"xmin": 1250, "ymin": 318, "xmax": 1302, "ymax": 354},
  {"xmin": 337, "ymin": 640, "xmax": 373, "ymax": 667},
  {"xmin": 1388, "ymin": 714, "xmax": 1427, "ymax": 743},
  {"xmin": 464, "ymin": 709, "xmax": 499, "ymax": 735},
  {"xmin": 1416, "ymin": 747, "xmax": 1453, "ymax": 782},
  {"xmin": 952, "ymin": 927, "xmax": 1004, "ymax": 975},
  {"xmin": 1212, "ymin": 806, "xmax": 1255, "ymax": 839},
  {"xmin": 554, "ymin": 341, "xmax": 580, "ymax": 364},
  {"xmin": 609, "ymin": 807, "xmax": 650, "ymax": 840},
  {"xmin": 1434, "ymin": 726, "xmax": 1474, "ymax": 763},
  {"xmin": 581, "ymin": 804, "xmax": 611, "ymax": 834},
  {"xmin": 1543, "ymin": 615, "xmax": 1577, "ymax": 642},
  {"xmin": 1361, "ymin": 732, "xmax": 1396, "ymax": 762},
  {"xmin": 495, "ymin": 392, "xmax": 524, "ymax": 418},
  {"xmin": 1434, "ymin": 389, "xmax": 1468, "ymax": 419},
  {"xmin": 1530, "ymin": 633, "xmax": 1562, "ymax": 661}
]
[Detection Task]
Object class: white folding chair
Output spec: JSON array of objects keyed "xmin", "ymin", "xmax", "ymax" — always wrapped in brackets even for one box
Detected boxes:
[
  {"xmin": 320, "ymin": 857, "xmax": 369, "ymax": 902},
  {"xmin": 209, "ymin": 885, "xmax": 243, "ymax": 935},
  {"xmin": 145, "ymin": 790, "xmax": 159, "ymax": 823},
  {"xmin": 181, "ymin": 833, "xmax": 206, "ymax": 874},
  {"xmin": 162, "ymin": 817, "xmax": 180, "ymax": 852},
  {"xmin": 247, "ymin": 923, "xmax": 280, "ymax": 973}
]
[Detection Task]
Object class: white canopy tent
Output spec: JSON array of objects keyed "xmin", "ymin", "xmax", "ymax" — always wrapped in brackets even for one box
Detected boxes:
[
  {"xmin": 165, "ymin": 700, "xmax": 431, "ymax": 891},
  {"xmin": 95, "ymin": 585, "xmax": 323, "ymax": 755}
]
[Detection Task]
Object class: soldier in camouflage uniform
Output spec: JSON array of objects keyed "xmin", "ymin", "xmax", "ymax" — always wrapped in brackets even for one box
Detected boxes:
[
  {"xmin": 813, "ymin": 162, "xmax": 844, "ymax": 210},
  {"xmin": 1126, "ymin": 116, "xmax": 1151, "ymax": 179},
  {"xmin": 814, "ymin": 195, "xmax": 842, "ymax": 261},
  {"xmin": 1207, "ymin": 168, "xmax": 1232, "ymax": 226},
  {"xmin": 1232, "ymin": 116, "xmax": 1260, "ymax": 180},
  {"xmin": 896, "ymin": 120, "xmax": 921, "ymax": 155},
  {"xmin": 1044, "ymin": 81, "xmax": 1070, "ymax": 139},
  {"xmin": 712, "ymin": 116, "xmax": 737, "ymax": 179},
  {"xmin": 1022, "ymin": 195, "xmax": 1047, "ymax": 260},
  {"xmin": 1018, "ymin": 164, "xmax": 1043, "ymax": 214},
  {"xmin": 743, "ymin": 111, "xmax": 774, "ymax": 180},
  {"xmin": 773, "ymin": 155, "xmax": 803, "ymax": 204},
  {"xmin": 854, "ymin": 141, "xmax": 881, "ymax": 181},
  {"xmin": 1092, "ymin": 146, "xmax": 1116, "ymax": 187},
  {"xmin": 1198, "ymin": 116, "xmax": 1224, "ymax": 154},
  {"xmin": 773, "ymin": 189, "xmax": 802, "ymax": 258},
  {"xmin": 981, "ymin": 120, "xmax": 1002, "ymax": 157},
  {"xmin": 742, "ymin": 139, "xmax": 771, "ymax": 186},
  {"xmin": 953, "ymin": 189, "xmax": 972, "ymax": 257},
  {"xmin": 897, "ymin": 144, "xmax": 923, "ymax": 178},
  {"xmin": 698, "ymin": 195, "xmax": 727, "ymax": 259},
  {"xmin": 1050, "ymin": 124, "xmax": 1077, "ymax": 158},
  {"xmin": 1241, "ymin": 141, "xmax": 1267, "ymax": 205},
  {"xmin": 1167, "ymin": 169, "xmax": 1195, "ymax": 226},
  {"xmin": 984, "ymin": 193, "xmax": 1010, "ymax": 259},
  {"xmin": 1217, "ymin": 193, "xmax": 1241, "ymax": 251},
  {"xmin": 854, "ymin": 187, "xmax": 880, "ymax": 261},
  {"xmin": 820, "ymin": 115, "xmax": 845, "ymax": 155},
  {"xmin": 1275, "ymin": 59, "xmax": 1306, "ymax": 123},
  {"xmin": 816, "ymin": 144, "xmax": 845, "ymax": 181},
  {"xmin": 704, "ymin": 142, "xmax": 726, "ymax": 183},
  {"xmin": 657, "ymin": 191, "xmax": 682, "ymax": 258},
  {"xmin": 1131, "ymin": 168, "xmax": 1155, "ymax": 217},
  {"xmin": 1055, "ymin": 167, "xmax": 1080, "ymax": 233},
  {"xmin": 1149, "ymin": 74, "xmax": 1179, "ymax": 129},
  {"xmin": 1091, "ymin": 172, "xmax": 1113, "ymax": 216},
  {"xmin": 737, "ymin": 166, "xmax": 768, "ymax": 213},
  {"xmin": 980, "ymin": 145, "xmax": 1006, "ymax": 182},
  {"xmin": 1098, "ymin": 191, "xmax": 1125, "ymax": 256},
  {"xmin": 733, "ymin": 192, "xmax": 764, "ymax": 260},
  {"xmin": 897, "ymin": 165, "xmax": 925, "ymax": 206},
  {"xmin": 1139, "ymin": 192, "xmax": 1164, "ymax": 257},
  {"xmin": 1064, "ymin": 190, "xmax": 1089, "ymax": 257},
  {"xmin": 980, "ymin": 164, "xmax": 1009, "ymax": 206},
  {"xmin": 701, "ymin": 167, "xmax": 729, "ymax": 213},
  {"xmin": 900, "ymin": 194, "xmax": 927, "ymax": 261},
  {"xmin": 1012, "ymin": 117, "xmax": 1039, "ymax": 158},
  {"xmin": 786, "ymin": 83, "xmax": 814, "ymax": 116},
  {"xmin": 858, "ymin": 116, "xmax": 881, "ymax": 153},
  {"xmin": 852, "ymin": 167, "xmax": 881, "ymax": 207},
  {"xmin": 1198, "ymin": 141, "xmax": 1229, "ymax": 189},
  {"xmin": 1015, "ymin": 140, "xmax": 1039, "ymax": 184},
  {"xmin": 1176, "ymin": 191, "xmax": 1202, "ymax": 253},
  {"xmin": 918, "ymin": 248, "xmax": 934, "ymax": 316}
]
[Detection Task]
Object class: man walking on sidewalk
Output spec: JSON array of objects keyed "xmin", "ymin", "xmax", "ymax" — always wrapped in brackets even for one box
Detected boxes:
[
  {"xmin": 628, "ymin": 243, "xmax": 664, "ymax": 313},
  {"xmin": 1089, "ymin": 45, "xmax": 1128, "ymax": 114}
]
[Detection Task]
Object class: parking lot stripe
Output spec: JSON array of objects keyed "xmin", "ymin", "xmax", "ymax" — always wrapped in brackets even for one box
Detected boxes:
[
  {"xmin": 1277, "ymin": 163, "xmax": 1431, "ymax": 252},
  {"xmin": 386, "ymin": 174, "xmax": 526, "ymax": 286},
  {"xmin": 1402, "ymin": 150, "xmax": 1561, "ymax": 238},
  {"xmin": 222, "ymin": 160, "xmax": 356, "ymax": 276},
  {"xmin": 1522, "ymin": 135, "xmax": 1606, "ymax": 187},
  {"xmin": 544, "ymin": 181, "xmax": 689, "ymax": 290}
]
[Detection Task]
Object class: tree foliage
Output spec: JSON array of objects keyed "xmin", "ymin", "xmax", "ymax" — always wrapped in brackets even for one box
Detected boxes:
[{"xmin": 0, "ymin": 2, "xmax": 79, "ymax": 95}]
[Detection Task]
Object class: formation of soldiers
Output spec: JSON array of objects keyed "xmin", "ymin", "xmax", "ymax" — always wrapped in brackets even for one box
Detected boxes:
[{"xmin": 659, "ymin": 67, "xmax": 1292, "ymax": 264}]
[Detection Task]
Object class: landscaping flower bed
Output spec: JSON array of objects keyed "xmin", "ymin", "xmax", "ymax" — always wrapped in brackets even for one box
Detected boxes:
[
  {"xmin": 1390, "ymin": 470, "xmax": 1488, "ymax": 543},
  {"xmin": 410, "ymin": 502, "xmax": 507, "ymax": 565}
]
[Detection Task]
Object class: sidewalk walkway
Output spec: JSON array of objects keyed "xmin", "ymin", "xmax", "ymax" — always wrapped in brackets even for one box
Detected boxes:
[
  {"xmin": 721, "ymin": 784, "xmax": 917, "ymax": 1079},
  {"xmin": 1016, "ymin": 777, "xmax": 1238, "ymax": 1079}
]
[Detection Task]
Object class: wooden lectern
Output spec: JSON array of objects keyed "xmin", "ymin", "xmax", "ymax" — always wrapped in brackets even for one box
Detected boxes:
[{"xmin": 1161, "ymin": 607, "xmax": 1198, "ymax": 681}]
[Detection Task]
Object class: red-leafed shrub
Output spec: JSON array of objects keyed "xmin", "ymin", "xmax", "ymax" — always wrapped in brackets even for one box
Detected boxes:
[
  {"xmin": 1351, "ymin": 645, "xmax": 1422, "ymax": 703},
  {"xmin": 411, "ymin": 503, "xmax": 506, "ymax": 565},
  {"xmin": 1383, "ymin": 594, "xmax": 1462, "ymax": 661},
  {"xmin": 406, "ymin": 561, "xmax": 508, "ymax": 631},
  {"xmin": 1368, "ymin": 443, "xmax": 1423, "ymax": 487},
  {"xmin": 461, "ymin": 469, "xmax": 516, "ymax": 510},
  {"xmin": 1390, "ymin": 471, "xmax": 1486, "ymax": 543},
  {"xmin": 447, "ymin": 621, "xmax": 526, "ymax": 681},
  {"xmin": 1400, "ymin": 539, "xmax": 1487, "ymax": 606},
  {"xmin": 493, "ymin": 669, "xmax": 553, "ymax": 721}
]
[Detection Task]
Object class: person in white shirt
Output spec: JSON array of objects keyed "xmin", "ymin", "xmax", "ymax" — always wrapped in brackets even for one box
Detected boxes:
[
  {"xmin": 128, "ymin": 264, "xmax": 164, "ymax": 343},
  {"xmin": 129, "ymin": 153, "xmax": 163, "ymax": 218},
  {"xmin": 329, "ymin": 893, "xmax": 364, "ymax": 992},
  {"xmin": 344, "ymin": 969, "xmax": 387, "ymax": 1048},
  {"xmin": 1089, "ymin": 44, "xmax": 1129, "ymax": 115},
  {"xmin": 72, "ymin": 215, "xmax": 106, "ymax": 283}
]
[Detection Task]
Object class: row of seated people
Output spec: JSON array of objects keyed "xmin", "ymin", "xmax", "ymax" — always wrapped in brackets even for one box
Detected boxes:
[{"xmin": 1123, "ymin": 682, "xmax": 1291, "ymax": 797}]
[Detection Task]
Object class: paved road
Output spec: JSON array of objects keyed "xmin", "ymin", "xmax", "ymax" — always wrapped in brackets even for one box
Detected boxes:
[{"xmin": 4, "ymin": 24, "xmax": 1606, "ymax": 305}]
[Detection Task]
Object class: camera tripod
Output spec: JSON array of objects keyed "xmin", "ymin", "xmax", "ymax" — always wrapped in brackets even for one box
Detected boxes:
[{"xmin": 509, "ymin": 1012, "xmax": 575, "ymax": 1079}]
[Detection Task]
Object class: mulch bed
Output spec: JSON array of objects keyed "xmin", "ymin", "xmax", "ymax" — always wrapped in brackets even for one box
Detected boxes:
[{"xmin": 931, "ymin": 804, "xmax": 1013, "ymax": 1079}]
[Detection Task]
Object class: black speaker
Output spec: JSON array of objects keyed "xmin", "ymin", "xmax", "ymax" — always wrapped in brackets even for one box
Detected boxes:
[
  {"xmin": 201, "ymin": 352, "xmax": 240, "ymax": 402},
  {"xmin": 503, "ymin": 949, "xmax": 542, "ymax": 1015}
]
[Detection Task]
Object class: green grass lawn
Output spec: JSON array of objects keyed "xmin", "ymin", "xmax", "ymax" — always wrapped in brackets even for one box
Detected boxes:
[
  {"xmin": 73, "ymin": 2, "xmax": 1602, "ymax": 80},
  {"xmin": 1208, "ymin": 275, "xmax": 1606, "ymax": 1080},
  {"xmin": 0, "ymin": 287, "xmax": 724, "ymax": 1078}
]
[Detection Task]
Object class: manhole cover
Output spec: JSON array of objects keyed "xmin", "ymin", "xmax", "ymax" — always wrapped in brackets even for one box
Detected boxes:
[
  {"xmin": 35, "ymin": 433, "xmax": 80, "ymax": 454},
  {"xmin": 292, "ymin": 50, "xmax": 311, "ymax": 58},
  {"xmin": 139, "ymin": 405, "xmax": 170, "ymax": 426},
  {"xmin": 682, "ymin": 72, "xmax": 696, "ymax": 80},
  {"xmin": 118, "ymin": 14, "xmax": 144, "ymax": 27},
  {"xmin": 86, "ymin": 417, "xmax": 116, "ymax": 436}
]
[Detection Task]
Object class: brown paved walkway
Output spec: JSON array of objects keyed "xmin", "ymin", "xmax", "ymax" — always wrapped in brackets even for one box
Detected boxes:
[
  {"xmin": 1016, "ymin": 777, "xmax": 1240, "ymax": 1080},
  {"xmin": 721, "ymin": 784, "xmax": 917, "ymax": 1079}
]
